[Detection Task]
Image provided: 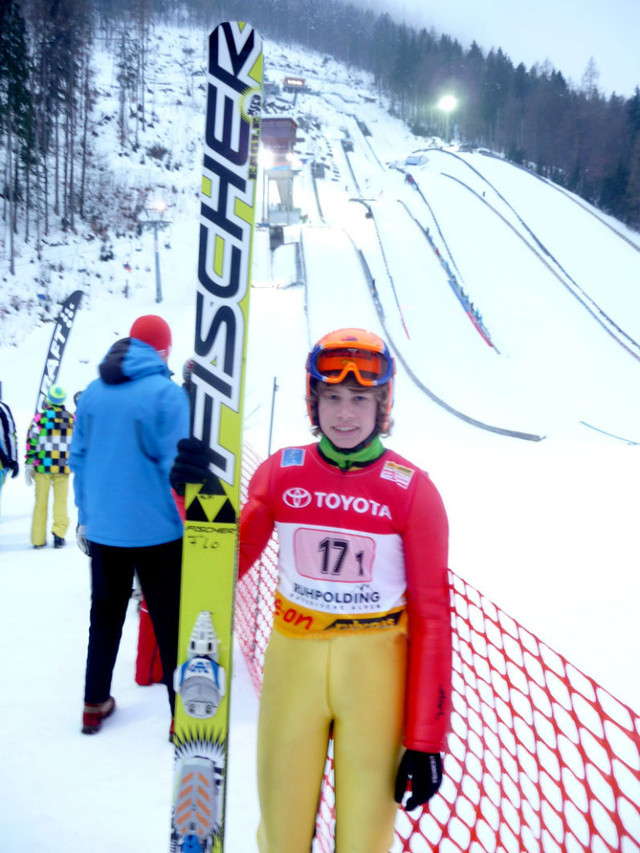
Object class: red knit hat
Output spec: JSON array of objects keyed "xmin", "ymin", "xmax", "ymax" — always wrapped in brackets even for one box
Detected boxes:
[{"xmin": 129, "ymin": 315, "xmax": 172, "ymax": 360}]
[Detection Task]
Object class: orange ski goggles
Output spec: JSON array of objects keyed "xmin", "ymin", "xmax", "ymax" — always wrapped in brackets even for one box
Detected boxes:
[{"xmin": 307, "ymin": 345, "xmax": 393, "ymax": 387}]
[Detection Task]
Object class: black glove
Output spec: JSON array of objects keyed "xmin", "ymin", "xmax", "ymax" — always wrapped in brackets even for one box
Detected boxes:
[
  {"xmin": 10, "ymin": 460, "xmax": 19, "ymax": 478},
  {"xmin": 170, "ymin": 437, "xmax": 219, "ymax": 496},
  {"xmin": 394, "ymin": 750, "xmax": 442, "ymax": 811}
]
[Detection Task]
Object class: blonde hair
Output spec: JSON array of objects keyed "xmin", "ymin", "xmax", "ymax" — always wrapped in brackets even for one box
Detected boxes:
[{"xmin": 307, "ymin": 377, "xmax": 393, "ymax": 438}]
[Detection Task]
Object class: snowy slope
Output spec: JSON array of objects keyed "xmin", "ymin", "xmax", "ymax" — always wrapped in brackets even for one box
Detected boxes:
[{"xmin": 1, "ymin": 23, "xmax": 639, "ymax": 853}]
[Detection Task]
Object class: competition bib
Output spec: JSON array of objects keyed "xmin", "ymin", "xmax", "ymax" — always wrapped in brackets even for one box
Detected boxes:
[
  {"xmin": 274, "ymin": 522, "xmax": 407, "ymax": 637},
  {"xmin": 294, "ymin": 528, "xmax": 376, "ymax": 582}
]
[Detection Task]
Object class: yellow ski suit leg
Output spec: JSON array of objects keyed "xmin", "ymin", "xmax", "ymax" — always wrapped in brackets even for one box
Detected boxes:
[
  {"xmin": 51, "ymin": 473, "xmax": 70, "ymax": 538},
  {"xmin": 257, "ymin": 628, "xmax": 407, "ymax": 853},
  {"xmin": 31, "ymin": 472, "xmax": 52, "ymax": 546}
]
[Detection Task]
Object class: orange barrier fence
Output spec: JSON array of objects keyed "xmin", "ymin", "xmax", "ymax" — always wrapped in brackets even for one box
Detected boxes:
[{"xmin": 236, "ymin": 446, "xmax": 640, "ymax": 852}]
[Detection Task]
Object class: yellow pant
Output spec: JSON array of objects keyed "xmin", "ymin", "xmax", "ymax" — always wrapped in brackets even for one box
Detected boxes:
[
  {"xmin": 257, "ymin": 628, "xmax": 407, "ymax": 853},
  {"xmin": 31, "ymin": 472, "xmax": 69, "ymax": 546}
]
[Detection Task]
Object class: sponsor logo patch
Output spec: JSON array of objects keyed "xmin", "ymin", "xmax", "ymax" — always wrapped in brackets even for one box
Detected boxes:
[
  {"xmin": 283, "ymin": 487, "xmax": 313, "ymax": 508},
  {"xmin": 282, "ymin": 448, "xmax": 305, "ymax": 467},
  {"xmin": 380, "ymin": 460, "xmax": 414, "ymax": 489},
  {"xmin": 281, "ymin": 488, "xmax": 392, "ymax": 519}
]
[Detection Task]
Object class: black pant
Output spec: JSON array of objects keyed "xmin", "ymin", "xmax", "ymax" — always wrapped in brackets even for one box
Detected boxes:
[{"xmin": 84, "ymin": 538, "xmax": 182, "ymax": 714}]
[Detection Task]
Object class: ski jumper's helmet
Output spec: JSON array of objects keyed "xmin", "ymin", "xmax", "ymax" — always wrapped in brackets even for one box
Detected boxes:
[{"xmin": 306, "ymin": 328, "xmax": 395, "ymax": 431}]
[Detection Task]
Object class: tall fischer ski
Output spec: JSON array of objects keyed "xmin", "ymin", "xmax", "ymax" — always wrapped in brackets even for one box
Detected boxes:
[
  {"xmin": 170, "ymin": 22, "xmax": 262, "ymax": 853},
  {"xmin": 34, "ymin": 290, "xmax": 83, "ymax": 414}
]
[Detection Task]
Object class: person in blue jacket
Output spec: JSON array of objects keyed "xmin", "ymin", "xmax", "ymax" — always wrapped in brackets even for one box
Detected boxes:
[{"xmin": 70, "ymin": 315, "xmax": 189, "ymax": 735}]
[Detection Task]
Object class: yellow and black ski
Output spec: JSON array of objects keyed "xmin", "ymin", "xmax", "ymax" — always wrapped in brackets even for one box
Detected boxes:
[{"xmin": 170, "ymin": 21, "xmax": 262, "ymax": 853}]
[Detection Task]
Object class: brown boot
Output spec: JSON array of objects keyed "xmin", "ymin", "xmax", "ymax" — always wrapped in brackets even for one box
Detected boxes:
[{"xmin": 82, "ymin": 697, "xmax": 116, "ymax": 734}]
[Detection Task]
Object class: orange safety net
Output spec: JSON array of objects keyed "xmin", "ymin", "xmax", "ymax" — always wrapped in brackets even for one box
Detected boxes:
[{"xmin": 237, "ymin": 446, "xmax": 640, "ymax": 852}]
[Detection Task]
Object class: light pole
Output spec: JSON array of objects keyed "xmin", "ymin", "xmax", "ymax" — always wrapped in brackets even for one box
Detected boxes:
[
  {"xmin": 438, "ymin": 94, "xmax": 457, "ymax": 144},
  {"xmin": 139, "ymin": 198, "xmax": 170, "ymax": 303}
]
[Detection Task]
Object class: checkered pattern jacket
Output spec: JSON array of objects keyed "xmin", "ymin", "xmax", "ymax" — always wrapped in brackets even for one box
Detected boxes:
[{"xmin": 26, "ymin": 405, "xmax": 74, "ymax": 474}]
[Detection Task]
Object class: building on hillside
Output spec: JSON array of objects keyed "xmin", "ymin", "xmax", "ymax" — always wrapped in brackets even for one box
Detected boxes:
[{"xmin": 282, "ymin": 76, "xmax": 306, "ymax": 94}]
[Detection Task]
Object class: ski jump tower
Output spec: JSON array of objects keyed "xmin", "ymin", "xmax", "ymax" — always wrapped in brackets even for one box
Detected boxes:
[{"xmin": 261, "ymin": 116, "xmax": 300, "ymax": 227}]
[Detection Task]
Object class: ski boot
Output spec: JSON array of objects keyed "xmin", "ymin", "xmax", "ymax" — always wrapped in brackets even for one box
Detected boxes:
[{"xmin": 82, "ymin": 697, "xmax": 116, "ymax": 734}]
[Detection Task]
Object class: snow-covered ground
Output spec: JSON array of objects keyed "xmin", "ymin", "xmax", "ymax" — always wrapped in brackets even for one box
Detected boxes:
[{"xmin": 1, "ymin": 24, "xmax": 639, "ymax": 852}]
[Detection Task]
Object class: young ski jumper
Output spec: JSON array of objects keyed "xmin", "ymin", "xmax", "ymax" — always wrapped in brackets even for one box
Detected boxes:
[
  {"xmin": 0, "ymin": 395, "xmax": 20, "ymax": 517},
  {"xmin": 25, "ymin": 385, "xmax": 73, "ymax": 548},
  {"xmin": 69, "ymin": 315, "xmax": 189, "ymax": 734},
  {"xmin": 171, "ymin": 328, "xmax": 452, "ymax": 853}
]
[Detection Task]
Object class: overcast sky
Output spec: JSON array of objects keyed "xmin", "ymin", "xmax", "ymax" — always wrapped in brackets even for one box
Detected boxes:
[{"xmin": 356, "ymin": 0, "xmax": 640, "ymax": 97}]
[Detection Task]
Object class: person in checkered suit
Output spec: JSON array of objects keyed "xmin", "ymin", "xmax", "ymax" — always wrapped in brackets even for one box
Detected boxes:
[{"xmin": 25, "ymin": 384, "xmax": 74, "ymax": 548}]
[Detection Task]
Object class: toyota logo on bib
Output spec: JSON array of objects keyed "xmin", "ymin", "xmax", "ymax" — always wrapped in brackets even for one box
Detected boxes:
[{"xmin": 283, "ymin": 487, "xmax": 312, "ymax": 508}]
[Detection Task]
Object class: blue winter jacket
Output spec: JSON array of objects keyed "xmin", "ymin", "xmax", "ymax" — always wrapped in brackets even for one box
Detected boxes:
[{"xmin": 70, "ymin": 338, "xmax": 190, "ymax": 547}]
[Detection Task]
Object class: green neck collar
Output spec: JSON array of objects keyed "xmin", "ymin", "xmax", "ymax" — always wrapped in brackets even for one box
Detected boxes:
[{"xmin": 318, "ymin": 434, "xmax": 385, "ymax": 470}]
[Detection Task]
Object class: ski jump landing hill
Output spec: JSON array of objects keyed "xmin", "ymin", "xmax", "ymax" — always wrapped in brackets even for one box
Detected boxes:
[{"xmin": 295, "ymin": 97, "xmax": 640, "ymax": 445}]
